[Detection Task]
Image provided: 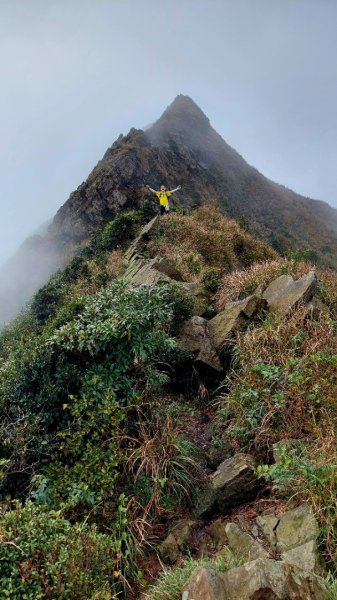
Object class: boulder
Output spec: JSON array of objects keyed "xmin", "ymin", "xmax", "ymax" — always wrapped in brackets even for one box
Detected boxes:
[
  {"xmin": 207, "ymin": 437, "xmax": 233, "ymax": 470},
  {"xmin": 181, "ymin": 566, "xmax": 226, "ymax": 600},
  {"xmin": 195, "ymin": 453, "xmax": 258, "ymax": 517},
  {"xmin": 208, "ymin": 295, "xmax": 266, "ymax": 352},
  {"xmin": 257, "ymin": 504, "xmax": 320, "ymax": 572},
  {"xmin": 221, "ymin": 558, "xmax": 286, "ymax": 599},
  {"xmin": 275, "ymin": 504, "xmax": 319, "ymax": 554},
  {"xmin": 170, "ymin": 519, "xmax": 198, "ymax": 550},
  {"xmin": 282, "ymin": 540, "xmax": 320, "ymax": 573},
  {"xmin": 157, "ymin": 520, "xmax": 198, "ymax": 565},
  {"xmin": 157, "ymin": 533, "xmax": 179, "ymax": 564},
  {"xmin": 178, "ymin": 316, "xmax": 222, "ymax": 372},
  {"xmin": 262, "ymin": 272, "xmax": 318, "ymax": 316},
  {"xmin": 128, "ymin": 256, "xmax": 182, "ymax": 286},
  {"xmin": 221, "ymin": 558, "xmax": 328, "ymax": 599},
  {"xmin": 225, "ymin": 522, "xmax": 269, "ymax": 561}
]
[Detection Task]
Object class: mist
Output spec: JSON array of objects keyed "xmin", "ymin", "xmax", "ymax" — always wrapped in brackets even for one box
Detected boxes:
[{"xmin": 1, "ymin": 0, "xmax": 337, "ymax": 320}]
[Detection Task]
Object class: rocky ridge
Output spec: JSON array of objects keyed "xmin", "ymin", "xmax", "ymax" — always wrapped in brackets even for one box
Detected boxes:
[
  {"xmin": 2, "ymin": 94, "xmax": 337, "ymax": 325},
  {"xmin": 123, "ymin": 217, "xmax": 326, "ymax": 599}
]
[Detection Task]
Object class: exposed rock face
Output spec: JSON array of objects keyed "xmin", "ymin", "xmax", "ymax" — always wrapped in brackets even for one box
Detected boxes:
[
  {"xmin": 127, "ymin": 256, "xmax": 180, "ymax": 286},
  {"xmin": 221, "ymin": 558, "xmax": 328, "ymax": 600},
  {"xmin": 262, "ymin": 272, "xmax": 318, "ymax": 316},
  {"xmin": 124, "ymin": 215, "xmax": 159, "ymax": 262},
  {"xmin": 257, "ymin": 504, "xmax": 320, "ymax": 573},
  {"xmin": 158, "ymin": 519, "xmax": 198, "ymax": 564},
  {"xmin": 195, "ymin": 453, "xmax": 258, "ymax": 517},
  {"xmin": 208, "ymin": 295, "xmax": 266, "ymax": 352},
  {"xmin": 225, "ymin": 522, "xmax": 269, "ymax": 561},
  {"xmin": 178, "ymin": 316, "xmax": 222, "ymax": 372},
  {"xmin": 181, "ymin": 566, "xmax": 226, "ymax": 600}
]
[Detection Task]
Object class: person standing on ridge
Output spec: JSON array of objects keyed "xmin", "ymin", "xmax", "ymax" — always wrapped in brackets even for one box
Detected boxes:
[{"xmin": 146, "ymin": 183, "xmax": 181, "ymax": 215}]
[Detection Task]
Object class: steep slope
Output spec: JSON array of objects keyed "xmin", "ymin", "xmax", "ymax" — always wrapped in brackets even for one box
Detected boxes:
[
  {"xmin": 52, "ymin": 95, "xmax": 337, "ymax": 265},
  {"xmin": 2, "ymin": 94, "xmax": 337, "ymax": 325},
  {"xmin": 0, "ymin": 206, "xmax": 337, "ymax": 598}
]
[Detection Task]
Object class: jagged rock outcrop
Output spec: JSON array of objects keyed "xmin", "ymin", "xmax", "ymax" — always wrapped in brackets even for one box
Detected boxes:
[
  {"xmin": 177, "ymin": 316, "xmax": 222, "ymax": 372},
  {"xmin": 208, "ymin": 295, "xmax": 266, "ymax": 352},
  {"xmin": 262, "ymin": 272, "xmax": 318, "ymax": 316},
  {"xmin": 225, "ymin": 522, "xmax": 269, "ymax": 561},
  {"xmin": 257, "ymin": 504, "xmax": 320, "ymax": 573},
  {"xmin": 221, "ymin": 559, "xmax": 327, "ymax": 599},
  {"xmin": 195, "ymin": 453, "xmax": 258, "ymax": 517},
  {"xmin": 182, "ymin": 559, "xmax": 328, "ymax": 600}
]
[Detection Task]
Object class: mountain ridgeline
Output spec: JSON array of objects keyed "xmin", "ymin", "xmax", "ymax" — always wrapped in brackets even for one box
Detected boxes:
[
  {"xmin": 51, "ymin": 94, "xmax": 337, "ymax": 255},
  {"xmin": 1, "ymin": 98, "xmax": 337, "ymax": 596},
  {"xmin": 1, "ymin": 94, "xmax": 337, "ymax": 324}
]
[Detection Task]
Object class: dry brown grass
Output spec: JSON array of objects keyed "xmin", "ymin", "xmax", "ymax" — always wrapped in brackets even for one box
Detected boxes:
[
  {"xmin": 147, "ymin": 205, "xmax": 276, "ymax": 284},
  {"xmin": 317, "ymin": 267, "xmax": 337, "ymax": 318},
  {"xmin": 224, "ymin": 304, "xmax": 337, "ymax": 457},
  {"xmin": 106, "ymin": 249, "xmax": 124, "ymax": 279},
  {"xmin": 216, "ymin": 258, "xmax": 314, "ymax": 311}
]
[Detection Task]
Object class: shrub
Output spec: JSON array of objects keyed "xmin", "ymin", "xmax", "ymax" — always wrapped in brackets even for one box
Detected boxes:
[{"xmin": 0, "ymin": 502, "xmax": 117, "ymax": 599}]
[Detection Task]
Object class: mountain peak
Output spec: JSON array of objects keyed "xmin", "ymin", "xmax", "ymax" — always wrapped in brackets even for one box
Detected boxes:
[
  {"xmin": 148, "ymin": 95, "xmax": 211, "ymax": 141},
  {"xmin": 163, "ymin": 94, "xmax": 209, "ymax": 121}
]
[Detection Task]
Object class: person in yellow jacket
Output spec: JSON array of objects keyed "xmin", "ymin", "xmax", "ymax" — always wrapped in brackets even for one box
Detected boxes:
[{"xmin": 146, "ymin": 183, "xmax": 181, "ymax": 215}]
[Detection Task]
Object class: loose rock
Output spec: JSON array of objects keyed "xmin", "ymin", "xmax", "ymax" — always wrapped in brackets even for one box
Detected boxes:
[
  {"xmin": 157, "ymin": 533, "xmax": 179, "ymax": 564},
  {"xmin": 225, "ymin": 522, "xmax": 269, "ymax": 561},
  {"xmin": 262, "ymin": 272, "xmax": 317, "ymax": 316},
  {"xmin": 178, "ymin": 316, "xmax": 222, "ymax": 372},
  {"xmin": 181, "ymin": 566, "xmax": 226, "ymax": 600},
  {"xmin": 208, "ymin": 295, "xmax": 266, "ymax": 352},
  {"xmin": 195, "ymin": 453, "xmax": 258, "ymax": 517}
]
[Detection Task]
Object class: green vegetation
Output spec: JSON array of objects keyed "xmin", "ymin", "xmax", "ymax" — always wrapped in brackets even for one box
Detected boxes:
[
  {"xmin": 0, "ymin": 280, "xmax": 194, "ymax": 596},
  {"xmin": 216, "ymin": 265, "xmax": 337, "ymax": 570},
  {"xmin": 147, "ymin": 205, "xmax": 276, "ymax": 286},
  {"xmin": 144, "ymin": 548, "xmax": 239, "ymax": 600},
  {"xmin": 0, "ymin": 205, "xmax": 199, "ymax": 597},
  {"xmin": 1, "ymin": 203, "xmax": 337, "ymax": 596},
  {"xmin": 0, "ymin": 502, "xmax": 117, "ymax": 599}
]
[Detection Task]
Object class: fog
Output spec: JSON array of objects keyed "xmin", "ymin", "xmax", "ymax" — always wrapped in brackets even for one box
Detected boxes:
[{"xmin": 1, "ymin": 0, "xmax": 337, "ymax": 267}]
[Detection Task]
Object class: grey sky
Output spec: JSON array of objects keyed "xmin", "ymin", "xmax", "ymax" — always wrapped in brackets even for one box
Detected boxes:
[{"xmin": 1, "ymin": 0, "xmax": 337, "ymax": 265}]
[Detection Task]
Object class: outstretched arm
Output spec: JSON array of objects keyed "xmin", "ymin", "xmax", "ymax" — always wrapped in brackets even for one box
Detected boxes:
[
  {"xmin": 145, "ymin": 184, "xmax": 157, "ymax": 194},
  {"xmin": 168, "ymin": 185, "xmax": 182, "ymax": 193}
]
